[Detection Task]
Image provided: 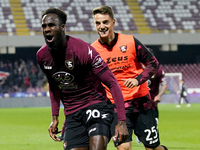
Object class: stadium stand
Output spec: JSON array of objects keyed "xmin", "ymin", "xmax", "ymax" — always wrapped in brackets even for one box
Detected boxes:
[
  {"xmin": 0, "ymin": 0, "xmax": 199, "ymax": 96},
  {"xmin": 21, "ymin": 0, "xmax": 136, "ymax": 34},
  {"xmin": 0, "ymin": 0, "xmax": 15, "ymax": 35},
  {"xmin": 139, "ymin": 0, "xmax": 200, "ymax": 33},
  {"xmin": 161, "ymin": 63, "xmax": 200, "ymax": 89},
  {"xmin": 0, "ymin": 59, "xmax": 45, "ymax": 94},
  {"xmin": 0, "ymin": 0, "xmax": 199, "ymax": 35}
]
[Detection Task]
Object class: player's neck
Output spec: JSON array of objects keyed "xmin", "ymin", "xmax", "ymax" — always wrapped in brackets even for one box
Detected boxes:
[{"xmin": 100, "ymin": 32, "xmax": 115, "ymax": 45}]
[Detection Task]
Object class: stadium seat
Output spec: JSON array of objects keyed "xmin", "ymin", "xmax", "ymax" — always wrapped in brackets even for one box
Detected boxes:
[
  {"xmin": 138, "ymin": 0, "xmax": 200, "ymax": 32},
  {"xmin": 0, "ymin": 0, "xmax": 200, "ymax": 34},
  {"xmin": 160, "ymin": 64, "xmax": 200, "ymax": 88},
  {"xmin": 0, "ymin": 0, "xmax": 15, "ymax": 35}
]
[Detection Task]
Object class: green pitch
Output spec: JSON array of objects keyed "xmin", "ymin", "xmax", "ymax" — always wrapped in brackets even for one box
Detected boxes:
[{"xmin": 0, "ymin": 103, "xmax": 200, "ymax": 150}]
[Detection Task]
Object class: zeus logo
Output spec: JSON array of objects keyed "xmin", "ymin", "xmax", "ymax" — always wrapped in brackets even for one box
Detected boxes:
[
  {"xmin": 88, "ymin": 47, "xmax": 92, "ymax": 59},
  {"xmin": 106, "ymin": 56, "xmax": 128, "ymax": 64}
]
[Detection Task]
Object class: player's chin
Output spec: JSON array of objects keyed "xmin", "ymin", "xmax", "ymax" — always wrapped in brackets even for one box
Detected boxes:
[{"xmin": 99, "ymin": 32, "xmax": 109, "ymax": 38}]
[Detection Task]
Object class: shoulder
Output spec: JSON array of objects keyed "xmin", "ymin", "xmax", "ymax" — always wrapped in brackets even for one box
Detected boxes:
[
  {"xmin": 36, "ymin": 44, "xmax": 49, "ymax": 63},
  {"xmin": 118, "ymin": 33, "xmax": 134, "ymax": 38},
  {"xmin": 68, "ymin": 36, "xmax": 92, "ymax": 53},
  {"xmin": 155, "ymin": 67, "xmax": 166, "ymax": 81},
  {"xmin": 68, "ymin": 36, "xmax": 90, "ymax": 48},
  {"xmin": 68, "ymin": 36, "xmax": 98, "ymax": 62},
  {"xmin": 91, "ymin": 39, "xmax": 99, "ymax": 47}
]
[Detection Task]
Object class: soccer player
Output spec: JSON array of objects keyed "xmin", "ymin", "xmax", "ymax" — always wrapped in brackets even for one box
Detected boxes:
[
  {"xmin": 36, "ymin": 7, "xmax": 128, "ymax": 150},
  {"xmin": 91, "ymin": 5, "xmax": 168, "ymax": 150},
  {"xmin": 176, "ymin": 79, "xmax": 191, "ymax": 107},
  {"xmin": 146, "ymin": 48, "xmax": 167, "ymax": 120}
]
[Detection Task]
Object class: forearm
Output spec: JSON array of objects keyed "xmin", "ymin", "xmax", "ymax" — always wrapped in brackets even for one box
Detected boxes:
[
  {"xmin": 158, "ymin": 85, "xmax": 167, "ymax": 97},
  {"xmin": 52, "ymin": 115, "xmax": 59, "ymax": 122},
  {"xmin": 49, "ymin": 84, "xmax": 61, "ymax": 116},
  {"xmin": 134, "ymin": 42, "xmax": 159, "ymax": 85}
]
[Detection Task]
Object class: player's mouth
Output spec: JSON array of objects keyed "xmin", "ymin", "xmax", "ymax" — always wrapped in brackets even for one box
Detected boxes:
[
  {"xmin": 99, "ymin": 28, "xmax": 108, "ymax": 34},
  {"xmin": 46, "ymin": 35, "xmax": 54, "ymax": 43}
]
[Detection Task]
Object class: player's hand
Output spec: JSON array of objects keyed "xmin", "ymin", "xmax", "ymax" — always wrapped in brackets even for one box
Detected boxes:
[
  {"xmin": 154, "ymin": 95, "xmax": 161, "ymax": 103},
  {"xmin": 122, "ymin": 78, "xmax": 138, "ymax": 88},
  {"xmin": 112, "ymin": 121, "xmax": 129, "ymax": 146},
  {"xmin": 48, "ymin": 117, "xmax": 61, "ymax": 141}
]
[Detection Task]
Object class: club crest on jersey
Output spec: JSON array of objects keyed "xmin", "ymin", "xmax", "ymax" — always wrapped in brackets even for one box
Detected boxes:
[
  {"xmin": 119, "ymin": 45, "xmax": 127, "ymax": 53},
  {"xmin": 65, "ymin": 60, "xmax": 74, "ymax": 70}
]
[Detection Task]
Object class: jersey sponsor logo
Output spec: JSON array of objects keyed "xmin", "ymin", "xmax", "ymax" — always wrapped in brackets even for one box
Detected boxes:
[
  {"xmin": 119, "ymin": 45, "xmax": 127, "ymax": 53},
  {"xmin": 92, "ymin": 55, "xmax": 104, "ymax": 68},
  {"xmin": 88, "ymin": 47, "xmax": 93, "ymax": 59},
  {"xmin": 44, "ymin": 65, "xmax": 52, "ymax": 69},
  {"xmin": 149, "ymin": 138, "xmax": 158, "ymax": 144},
  {"xmin": 106, "ymin": 56, "xmax": 128, "ymax": 64},
  {"xmin": 110, "ymin": 64, "xmax": 131, "ymax": 72},
  {"xmin": 65, "ymin": 59, "xmax": 74, "ymax": 70},
  {"xmin": 52, "ymin": 71, "xmax": 77, "ymax": 89}
]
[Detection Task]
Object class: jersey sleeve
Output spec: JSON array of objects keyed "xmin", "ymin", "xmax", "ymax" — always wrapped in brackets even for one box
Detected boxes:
[
  {"xmin": 85, "ymin": 44, "xmax": 126, "ymax": 121},
  {"xmin": 36, "ymin": 50, "xmax": 61, "ymax": 116},
  {"xmin": 48, "ymin": 78, "xmax": 61, "ymax": 116},
  {"xmin": 98, "ymin": 69, "xmax": 126, "ymax": 121},
  {"xmin": 134, "ymin": 37, "xmax": 159, "ymax": 85},
  {"xmin": 159, "ymin": 68, "xmax": 167, "ymax": 86}
]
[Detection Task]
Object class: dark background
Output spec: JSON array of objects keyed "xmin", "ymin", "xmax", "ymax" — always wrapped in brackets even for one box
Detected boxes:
[{"xmin": 0, "ymin": 44, "xmax": 200, "ymax": 65}]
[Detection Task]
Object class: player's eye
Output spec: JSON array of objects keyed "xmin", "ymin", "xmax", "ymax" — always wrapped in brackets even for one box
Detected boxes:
[
  {"xmin": 103, "ymin": 20, "xmax": 108, "ymax": 24},
  {"xmin": 95, "ymin": 21, "xmax": 100, "ymax": 25},
  {"xmin": 41, "ymin": 24, "xmax": 46, "ymax": 28}
]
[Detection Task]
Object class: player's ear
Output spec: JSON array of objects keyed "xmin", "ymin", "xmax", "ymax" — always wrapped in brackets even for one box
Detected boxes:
[
  {"xmin": 113, "ymin": 19, "xmax": 116, "ymax": 26},
  {"xmin": 61, "ymin": 24, "xmax": 65, "ymax": 31}
]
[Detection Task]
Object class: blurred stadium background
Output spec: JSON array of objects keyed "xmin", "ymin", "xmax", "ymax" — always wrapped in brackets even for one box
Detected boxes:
[{"xmin": 0, "ymin": 0, "xmax": 200, "ymax": 107}]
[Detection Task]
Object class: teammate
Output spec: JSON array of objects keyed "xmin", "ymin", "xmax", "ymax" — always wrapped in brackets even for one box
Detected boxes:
[
  {"xmin": 176, "ymin": 79, "xmax": 191, "ymax": 107},
  {"xmin": 147, "ymin": 48, "xmax": 167, "ymax": 120},
  {"xmin": 91, "ymin": 5, "xmax": 168, "ymax": 150},
  {"xmin": 36, "ymin": 7, "xmax": 128, "ymax": 150}
]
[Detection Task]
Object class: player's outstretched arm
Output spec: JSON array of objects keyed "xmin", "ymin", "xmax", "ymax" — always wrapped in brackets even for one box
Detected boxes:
[{"xmin": 48, "ymin": 115, "xmax": 61, "ymax": 141}]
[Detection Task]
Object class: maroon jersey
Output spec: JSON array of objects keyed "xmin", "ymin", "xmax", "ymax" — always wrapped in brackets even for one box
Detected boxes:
[
  {"xmin": 148, "ymin": 67, "xmax": 167, "ymax": 109},
  {"xmin": 37, "ymin": 35, "xmax": 126, "ymax": 121}
]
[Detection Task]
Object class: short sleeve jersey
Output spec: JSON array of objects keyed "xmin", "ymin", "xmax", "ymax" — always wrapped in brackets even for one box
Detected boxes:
[{"xmin": 37, "ymin": 36, "xmax": 109, "ymax": 115}]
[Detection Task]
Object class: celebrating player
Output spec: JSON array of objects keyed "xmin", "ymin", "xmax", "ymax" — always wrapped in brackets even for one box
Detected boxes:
[
  {"xmin": 146, "ymin": 48, "xmax": 167, "ymax": 120},
  {"xmin": 36, "ymin": 7, "xmax": 128, "ymax": 150},
  {"xmin": 91, "ymin": 5, "xmax": 168, "ymax": 150}
]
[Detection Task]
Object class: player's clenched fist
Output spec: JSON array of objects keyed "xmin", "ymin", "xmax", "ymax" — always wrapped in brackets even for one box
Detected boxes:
[{"xmin": 48, "ymin": 116, "xmax": 61, "ymax": 141}]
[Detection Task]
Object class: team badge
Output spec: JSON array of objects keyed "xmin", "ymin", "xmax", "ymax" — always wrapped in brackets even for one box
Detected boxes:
[
  {"xmin": 65, "ymin": 60, "xmax": 74, "ymax": 70},
  {"xmin": 119, "ymin": 45, "xmax": 127, "ymax": 53}
]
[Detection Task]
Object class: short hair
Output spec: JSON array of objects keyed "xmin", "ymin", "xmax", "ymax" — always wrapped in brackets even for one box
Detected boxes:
[
  {"xmin": 41, "ymin": 7, "xmax": 67, "ymax": 25},
  {"xmin": 92, "ymin": 5, "xmax": 114, "ymax": 20}
]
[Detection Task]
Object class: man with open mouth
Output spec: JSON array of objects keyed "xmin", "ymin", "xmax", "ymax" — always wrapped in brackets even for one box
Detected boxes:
[{"xmin": 36, "ymin": 7, "xmax": 128, "ymax": 150}]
